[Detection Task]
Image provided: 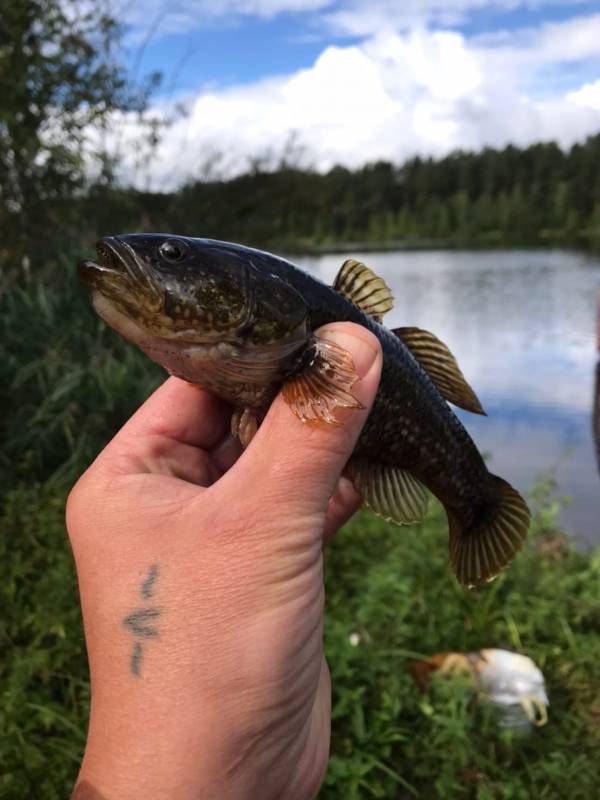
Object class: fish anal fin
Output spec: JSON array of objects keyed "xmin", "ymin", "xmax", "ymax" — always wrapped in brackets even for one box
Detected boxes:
[
  {"xmin": 393, "ymin": 326, "xmax": 486, "ymax": 416},
  {"xmin": 282, "ymin": 337, "xmax": 363, "ymax": 425},
  {"xmin": 347, "ymin": 459, "xmax": 429, "ymax": 524},
  {"xmin": 333, "ymin": 259, "xmax": 394, "ymax": 321},
  {"xmin": 449, "ymin": 475, "xmax": 531, "ymax": 587}
]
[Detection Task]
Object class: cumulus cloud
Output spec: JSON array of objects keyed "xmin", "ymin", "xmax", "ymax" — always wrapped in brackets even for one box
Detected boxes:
[
  {"xmin": 110, "ymin": 9, "xmax": 600, "ymax": 189},
  {"xmin": 568, "ymin": 79, "xmax": 600, "ymax": 110}
]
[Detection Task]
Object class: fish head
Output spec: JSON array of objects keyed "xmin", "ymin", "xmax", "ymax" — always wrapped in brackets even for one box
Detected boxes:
[{"xmin": 78, "ymin": 234, "xmax": 310, "ymax": 396}]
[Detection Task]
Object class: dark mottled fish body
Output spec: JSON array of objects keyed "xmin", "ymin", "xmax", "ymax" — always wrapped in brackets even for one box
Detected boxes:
[
  {"xmin": 78, "ymin": 234, "xmax": 531, "ymax": 586},
  {"xmin": 229, "ymin": 243, "xmax": 488, "ymax": 521}
]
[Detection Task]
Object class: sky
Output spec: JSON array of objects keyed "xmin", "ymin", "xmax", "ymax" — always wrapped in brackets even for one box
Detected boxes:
[{"xmin": 110, "ymin": 0, "xmax": 600, "ymax": 189}]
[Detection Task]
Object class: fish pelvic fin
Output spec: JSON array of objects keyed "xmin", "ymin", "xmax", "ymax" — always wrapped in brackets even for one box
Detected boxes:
[
  {"xmin": 282, "ymin": 336, "xmax": 363, "ymax": 425},
  {"xmin": 393, "ymin": 327, "xmax": 486, "ymax": 415},
  {"xmin": 231, "ymin": 407, "xmax": 259, "ymax": 448},
  {"xmin": 347, "ymin": 459, "xmax": 429, "ymax": 524},
  {"xmin": 449, "ymin": 475, "xmax": 531, "ymax": 587},
  {"xmin": 333, "ymin": 259, "xmax": 394, "ymax": 323}
]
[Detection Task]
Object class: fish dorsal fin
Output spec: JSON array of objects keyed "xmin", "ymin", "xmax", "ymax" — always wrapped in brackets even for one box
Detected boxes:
[
  {"xmin": 347, "ymin": 459, "xmax": 429, "ymax": 525},
  {"xmin": 333, "ymin": 259, "xmax": 394, "ymax": 322},
  {"xmin": 393, "ymin": 327, "xmax": 486, "ymax": 416}
]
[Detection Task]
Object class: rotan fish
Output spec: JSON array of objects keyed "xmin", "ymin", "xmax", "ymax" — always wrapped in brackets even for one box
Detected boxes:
[{"xmin": 78, "ymin": 235, "xmax": 531, "ymax": 586}]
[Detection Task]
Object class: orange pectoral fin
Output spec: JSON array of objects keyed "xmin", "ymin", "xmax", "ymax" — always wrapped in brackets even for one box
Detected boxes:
[{"xmin": 282, "ymin": 337, "xmax": 364, "ymax": 425}]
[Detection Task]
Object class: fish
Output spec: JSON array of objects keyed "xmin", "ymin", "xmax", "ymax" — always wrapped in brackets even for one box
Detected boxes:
[{"xmin": 78, "ymin": 234, "xmax": 531, "ymax": 587}]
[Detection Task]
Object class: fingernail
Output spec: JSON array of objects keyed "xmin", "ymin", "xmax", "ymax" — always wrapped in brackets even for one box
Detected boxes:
[{"xmin": 318, "ymin": 325, "xmax": 380, "ymax": 379}]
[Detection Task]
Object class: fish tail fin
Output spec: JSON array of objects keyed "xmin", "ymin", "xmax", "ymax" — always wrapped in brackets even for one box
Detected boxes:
[{"xmin": 448, "ymin": 475, "xmax": 531, "ymax": 587}]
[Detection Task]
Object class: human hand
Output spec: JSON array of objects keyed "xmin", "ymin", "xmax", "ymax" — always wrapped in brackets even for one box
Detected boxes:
[{"xmin": 67, "ymin": 322, "xmax": 382, "ymax": 800}]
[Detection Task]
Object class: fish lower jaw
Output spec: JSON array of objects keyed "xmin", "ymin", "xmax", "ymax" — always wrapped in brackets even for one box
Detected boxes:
[
  {"xmin": 91, "ymin": 291, "xmax": 154, "ymax": 346},
  {"xmin": 92, "ymin": 291, "xmax": 250, "ymax": 374},
  {"xmin": 141, "ymin": 338, "xmax": 241, "ymax": 366}
]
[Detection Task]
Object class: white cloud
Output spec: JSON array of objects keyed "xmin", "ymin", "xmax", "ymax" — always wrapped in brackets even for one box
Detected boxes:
[
  {"xmin": 322, "ymin": 0, "xmax": 499, "ymax": 36},
  {"xmin": 120, "ymin": 0, "xmax": 331, "ymax": 37},
  {"xmin": 111, "ymin": 11, "xmax": 600, "ymax": 189},
  {"xmin": 568, "ymin": 79, "xmax": 600, "ymax": 110},
  {"xmin": 120, "ymin": 1, "xmax": 596, "ymax": 39},
  {"xmin": 117, "ymin": 46, "xmax": 399, "ymax": 187},
  {"xmin": 359, "ymin": 2, "xmax": 595, "ymax": 35},
  {"xmin": 473, "ymin": 12, "xmax": 600, "ymax": 64}
]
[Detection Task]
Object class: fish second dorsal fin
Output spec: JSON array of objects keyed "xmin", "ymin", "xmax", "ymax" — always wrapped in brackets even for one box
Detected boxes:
[
  {"xmin": 393, "ymin": 326, "xmax": 486, "ymax": 416},
  {"xmin": 347, "ymin": 459, "xmax": 429, "ymax": 524},
  {"xmin": 333, "ymin": 259, "xmax": 394, "ymax": 322}
]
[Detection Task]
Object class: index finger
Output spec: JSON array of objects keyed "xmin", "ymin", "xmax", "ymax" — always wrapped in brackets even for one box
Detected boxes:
[{"xmin": 106, "ymin": 377, "xmax": 232, "ymax": 453}]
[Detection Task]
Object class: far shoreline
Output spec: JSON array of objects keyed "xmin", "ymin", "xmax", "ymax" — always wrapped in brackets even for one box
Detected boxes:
[{"xmin": 280, "ymin": 236, "xmax": 599, "ymax": 257}]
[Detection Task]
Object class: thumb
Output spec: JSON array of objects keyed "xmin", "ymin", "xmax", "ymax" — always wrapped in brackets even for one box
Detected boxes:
[{"xmin": 227, "ymin": 322, "xmax": 382, "ymax": 521}]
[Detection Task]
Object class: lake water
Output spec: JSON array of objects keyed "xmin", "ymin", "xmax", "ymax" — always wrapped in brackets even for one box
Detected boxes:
[{"xmin": 296, "ymin": 249, "xmax": 600, "ymax": 548}]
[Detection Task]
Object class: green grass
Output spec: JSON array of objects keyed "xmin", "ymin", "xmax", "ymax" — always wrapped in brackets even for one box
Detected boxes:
[
  {"xmin": 323, "ymin": 491, "xmax": 600, "ymax": 799},
  {"xmin": 1, "ymin": 259, "xmax": 599, "ymax": 798}
]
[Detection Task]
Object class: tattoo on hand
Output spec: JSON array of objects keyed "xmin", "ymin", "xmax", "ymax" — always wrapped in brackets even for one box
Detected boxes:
[
  {"xmin": 141, "ymin": 562, "xmax": 159, "ymax": 598},
  {"xmin": 123, "ymin": 607, "xmax": 161, "ymax": 638},
  {"xmin": 123, "ymin": 563, "xmax": 161, "ymax": 677}
]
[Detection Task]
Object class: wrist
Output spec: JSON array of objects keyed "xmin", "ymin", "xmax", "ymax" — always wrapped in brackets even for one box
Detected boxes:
[
  {"xmin": 78, "ymin": 697, "xmax": 239, "ymax": 799},
  {"xmin": 77, "ymin": 691, "xmax": 322, "ymax": 800}
]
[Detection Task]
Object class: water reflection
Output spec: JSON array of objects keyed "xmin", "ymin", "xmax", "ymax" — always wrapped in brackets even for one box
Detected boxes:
[
  {"xmin": 594, "ymin": 363, "xmax": 600, "ymax": 476},
  {"xmin": 296, "ymin": 249, "xmax": 600, "ymax": 547}
]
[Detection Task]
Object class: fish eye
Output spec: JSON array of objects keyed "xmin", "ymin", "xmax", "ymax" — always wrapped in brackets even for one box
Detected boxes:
[{"xmin": 159, "ymin": 238, "xmax": 189, "ymax": 263}]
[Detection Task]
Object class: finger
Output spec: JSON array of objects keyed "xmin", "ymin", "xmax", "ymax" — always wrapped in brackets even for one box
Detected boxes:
[
  {"xmin": 98, "ymin": 377, "xmax": 232, "ymax": 473},
  {"xmin": 119, "ymin": 377, "xmax": 232, "ymax": 449},
  {"xmin": 225, "ymin": 323, "xmax": 382, "ymax": 522},
  {"xmin": 128, "ymin": 440, "xmax": 222, "ymax": 486}
]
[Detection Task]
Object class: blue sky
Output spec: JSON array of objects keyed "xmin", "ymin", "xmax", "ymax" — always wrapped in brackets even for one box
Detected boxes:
[
  {"xmin": 128, "ymin": 1, "xmax": 600, "ymax": 93},
  {"xmin": 112, "ymin": 1, "xmax": 600, "ymax": 188}
]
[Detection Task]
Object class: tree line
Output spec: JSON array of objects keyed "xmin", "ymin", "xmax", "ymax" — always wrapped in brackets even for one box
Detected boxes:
[
  {"xmin": 2, "ymin": 0, "xmax": 599, "ymax": 272},
  {"xmin": 89, "ymin": 136, "xmax": 600, "ymax": 252}
]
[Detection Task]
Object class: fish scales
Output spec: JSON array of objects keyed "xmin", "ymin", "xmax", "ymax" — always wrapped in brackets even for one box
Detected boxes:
[{"xmin": 238, "ymin": 243, "xmax": 489, "ymax": 526}]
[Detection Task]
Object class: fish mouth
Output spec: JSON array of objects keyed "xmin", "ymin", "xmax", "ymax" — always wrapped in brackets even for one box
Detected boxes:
[
  {"xmin": 77, "ymin": 236, "xmax": 151, "ymax": 290},
  {"xmin": 78, "ymin": 236, "xmax": 165, "ymax": 341}
]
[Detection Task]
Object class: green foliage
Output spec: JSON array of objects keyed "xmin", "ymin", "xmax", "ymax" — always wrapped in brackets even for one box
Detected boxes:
[
  {"xmin": 0, "ymin": 481, "xmax": 87, "ymax": 799},
  {"xmin": 78, "ymin": 136, "xmax": 600, "ymax": 253},
  {"xmin": 0, "ymin": 0, "xmax": 160, "ymax": 268},
  {"xmin": 323, "ymin": 494, "xmax": 600, "ymax": 799},
  {"xmin": 0, "ymin": 252, "xmax": 162, "ymax": 494},
  {"xmin": 1, "ymin": 267, "xmax": 599, "ymax": 797}
]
